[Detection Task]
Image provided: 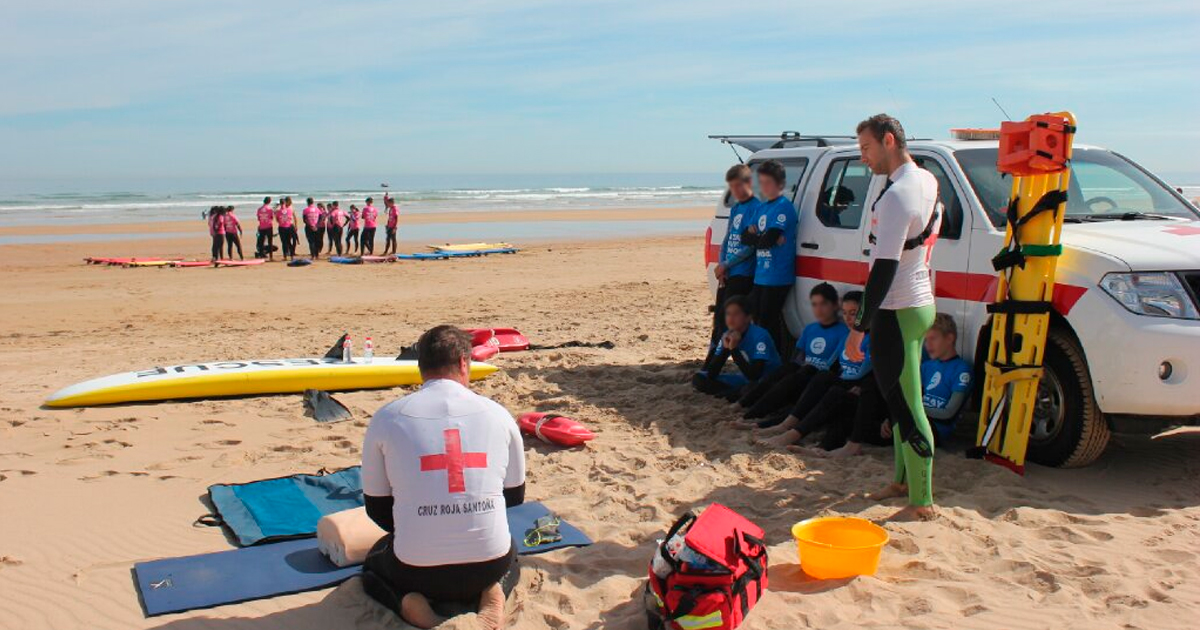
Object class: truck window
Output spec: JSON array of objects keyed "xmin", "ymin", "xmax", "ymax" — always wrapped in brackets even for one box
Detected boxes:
[
  {"xmin": 815, "ymin": 158, "xmax": 871, "ymax": 229},
  {"xmin": 957, "ymin": 147, "xmax": 1199, "ymax": 227},
  {"xmin": 913, "ymin": 157, "xmax": 964, "ymax": 240}
]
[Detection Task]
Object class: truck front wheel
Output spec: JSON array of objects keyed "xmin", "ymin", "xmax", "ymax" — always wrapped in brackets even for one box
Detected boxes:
[{"xmin": 1026, "ymin": 327, "xmax": 1111, "ymax": 468}]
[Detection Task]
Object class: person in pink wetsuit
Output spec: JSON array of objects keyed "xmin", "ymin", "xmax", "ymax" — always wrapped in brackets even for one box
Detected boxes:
[
  {"xmin": 222, "ymin": 206, "xmax": 244, "ymax": 260},
  {"xmin": 361, "ymin": 198, "xmax": 379, "ymax": 255}
]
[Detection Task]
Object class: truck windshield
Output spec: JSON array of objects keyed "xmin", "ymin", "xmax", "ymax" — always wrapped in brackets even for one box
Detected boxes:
[{"xmin": 956, "ymin": 147, "xmax": 1199, "ymax": 228}]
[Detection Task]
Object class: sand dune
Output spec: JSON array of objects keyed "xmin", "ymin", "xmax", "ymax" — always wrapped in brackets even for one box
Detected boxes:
[{"xmin": 0, "ymin": 231, "xmax": 1197, "ymax": 629}]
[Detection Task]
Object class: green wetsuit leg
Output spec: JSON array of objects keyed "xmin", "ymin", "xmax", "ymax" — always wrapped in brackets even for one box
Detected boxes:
[
  {"xmin": 897, "ymin": 305, "xmax": 935, "ymax": 506},
  {"xmin": 870, "ymin": 305, "xmax": 936, "ymax": 507}
]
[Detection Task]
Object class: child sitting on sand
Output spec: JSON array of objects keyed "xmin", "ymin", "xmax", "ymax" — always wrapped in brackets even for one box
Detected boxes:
[
  {"xmin": 920, "ymin": 313, "xmax": 972, "ymax": 443},
  {"xmin": 755, "ymin": 291, "xmax": 881, "ymax": 450},
  {"xmin": 693, "ymin": 295, "xmax": 781, "ymax": 401},
  {"xmin": 824, "ymin": 312, "xmax": 971, "ymax": 458},
  {"xmin": 729, "ymin": 283, "xmax": 847, "ymax": 426}
]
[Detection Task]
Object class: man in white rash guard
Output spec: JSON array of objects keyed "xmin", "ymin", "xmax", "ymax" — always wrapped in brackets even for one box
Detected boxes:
[{"xmin": 361, "ymin": 325, "xmax": 526, "ymax": 630}]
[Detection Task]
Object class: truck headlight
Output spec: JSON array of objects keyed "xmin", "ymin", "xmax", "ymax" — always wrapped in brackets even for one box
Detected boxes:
[{"xmin": 1099, "ymin": 272, "xmax": 1200, "ymax": 319}]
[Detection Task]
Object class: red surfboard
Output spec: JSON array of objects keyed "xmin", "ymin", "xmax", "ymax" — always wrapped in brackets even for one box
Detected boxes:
[{"xmin": 517, "ymin": 412, "xmax": 595, "ymax": 447}]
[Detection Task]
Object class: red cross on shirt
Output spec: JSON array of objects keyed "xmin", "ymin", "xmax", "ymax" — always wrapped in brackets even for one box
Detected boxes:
[{"xmin": 419, "ymin": 428, "xmax": 488, "ymax": 493}]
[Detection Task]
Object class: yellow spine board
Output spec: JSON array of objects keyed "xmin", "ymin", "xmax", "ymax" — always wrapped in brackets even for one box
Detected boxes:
[{"xmin": 975, "ymin": 112, "xmax": 1076, "ymax": 474}]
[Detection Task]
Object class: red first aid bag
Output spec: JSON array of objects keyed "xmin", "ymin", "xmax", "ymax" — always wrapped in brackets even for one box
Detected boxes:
[{"xmin": 645, "ymin": 503, "xmax": 769, "ymax": 630}]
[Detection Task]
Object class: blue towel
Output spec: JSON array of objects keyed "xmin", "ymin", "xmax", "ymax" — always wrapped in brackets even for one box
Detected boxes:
[
  {"xmin": 207, "ymin": 468, "xmax": 365, "ymax": 546},
  {"xmin": 136, "ymin": 501, "xmax": 590, "ymax": 616}
]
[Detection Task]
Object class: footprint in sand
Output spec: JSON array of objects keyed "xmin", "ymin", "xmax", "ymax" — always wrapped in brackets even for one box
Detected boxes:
[
  {"xmin": 79, "ymin": 470, "xmax": 151, "ymax": 482},
  {"xmin": 0, "ymin": 556, "xmax": 22, "ymax": 568},
  {"xmin": 146, "ymin": 455, "xmax": 204, "ymax": 471}
]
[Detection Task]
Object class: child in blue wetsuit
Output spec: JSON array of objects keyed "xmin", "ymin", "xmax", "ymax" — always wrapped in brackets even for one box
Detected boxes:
[
  {"xmin": 706, "ymin": 164, "xmax": 761, "ymax": 365},
  {"xmin": 760, "ymin": 291, "xmax": 886, "ymax": 450},
  {"xmin": 732, "ymin": 283, "xmax": 847, "ymax": 425},
  {"xmin": 742, "ymin": 160, "xmax": 797, "ymax": 351},
  {"xmin": 921, "ymin": 313, "xmax": 972, "ymax": 443},
  {"xmin": 693, "ymin": 295, "xmax": 781, "ymax": 401}
]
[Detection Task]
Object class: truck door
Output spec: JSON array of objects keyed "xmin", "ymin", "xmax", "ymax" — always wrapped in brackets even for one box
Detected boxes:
[
  {"xmin": 792, "ymin": 154, "xmax": 875, "ymax": 328},
  {"xmin": 911, "ymin": 151, "xmax": 975, "ymax": 357}
]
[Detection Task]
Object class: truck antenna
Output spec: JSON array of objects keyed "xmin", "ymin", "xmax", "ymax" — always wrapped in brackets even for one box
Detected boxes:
[{"xmin": 991, "ymin": 97, "xmax": 1013, "ymax": 121}]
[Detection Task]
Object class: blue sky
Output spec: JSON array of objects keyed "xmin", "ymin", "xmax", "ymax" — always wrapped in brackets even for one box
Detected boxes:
[{"xmin": 1, "ymin": 0, "xmax": 1197, "ymax": 184}]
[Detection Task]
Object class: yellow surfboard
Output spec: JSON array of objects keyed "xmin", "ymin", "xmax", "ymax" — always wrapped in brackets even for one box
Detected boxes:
[
  {"xmin": 45, "ymin": 358, "xmax": 499, "ymax": 408},
  {"xmin": 973, "ymin": 112, "xmax": 1077, "ymax": 474}
]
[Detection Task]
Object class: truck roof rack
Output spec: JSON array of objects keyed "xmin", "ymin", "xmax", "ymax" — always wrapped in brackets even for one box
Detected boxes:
[{"xmin": 708, "ymin": 132, "xmax": 859, "ymax": 153}]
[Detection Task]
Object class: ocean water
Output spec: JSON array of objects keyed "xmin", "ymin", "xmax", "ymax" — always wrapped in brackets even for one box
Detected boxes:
[{"xmin": 0, "ymin": 174, "xmax": 724, "ymax": 228}]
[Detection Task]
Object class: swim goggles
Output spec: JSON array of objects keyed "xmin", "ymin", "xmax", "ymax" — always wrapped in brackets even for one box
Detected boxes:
[{"xmin": 523, "ymin": 515, "xmax": 562, "ymax": 547}]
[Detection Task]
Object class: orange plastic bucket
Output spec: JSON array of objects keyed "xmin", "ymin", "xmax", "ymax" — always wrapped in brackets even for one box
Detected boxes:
[{"xmin": 791, "ymin": 517, "xmax": 888, "ymax": 580}]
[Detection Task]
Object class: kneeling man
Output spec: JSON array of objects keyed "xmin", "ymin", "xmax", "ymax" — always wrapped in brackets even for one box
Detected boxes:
[{"xmin": 361, "ymin": 325, "xmax": 525, "ymax": 630}]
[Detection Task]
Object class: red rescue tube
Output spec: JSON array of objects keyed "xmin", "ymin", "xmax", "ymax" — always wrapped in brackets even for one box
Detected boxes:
[
  {"xmin": 517, "ymin": 412, "xmax": 595, "ymax": 447},
  {"xmin": 467, "ymin": 329, "xmax": 501, "ymax": 362},
  {"xmin": 466, "ymin": 328, "xmax": 529, "ymax": 352}
]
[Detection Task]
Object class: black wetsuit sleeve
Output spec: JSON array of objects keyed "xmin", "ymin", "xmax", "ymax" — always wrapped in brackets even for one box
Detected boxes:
[
  {"xmin": 364, "ymin": 494, "xmax": 395, "ymax": 533},
  {"xmin": 740, "ymin": 228, "xmax": 760, "ymax": 248},
  {"xmin": 503, "ymin": 483, "xmax": 526, "ymax": 507},
  {"xmin": 854, "ymin": 259, "xmax": 898, "ymax": 332},
  {"xmin": 754, "ymin": 228, "xmax": 783, "ymax": 250},
  {"xmin": 703, "ymin": 350, "xmax": 731, "ymax": 380},
  {"xmin": 731, "ymin": 352, "xmax": 767, "ymax": 381}
]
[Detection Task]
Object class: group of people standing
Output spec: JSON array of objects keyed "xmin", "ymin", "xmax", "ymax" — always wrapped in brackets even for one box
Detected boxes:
[
  {"xmin": 695, "ymin": 114, "xmax": 951, "ymax": 522},
  {"xmin": 207, "ymin": 194, "xmax": 402, "ymax": 262}
]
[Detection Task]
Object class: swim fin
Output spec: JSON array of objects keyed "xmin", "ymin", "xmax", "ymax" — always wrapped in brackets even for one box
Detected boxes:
[
  {"xmin": 324, "ymin": 334, "xmax": 349, "ymax": 359},
  {"xmin": 304, "ymin": 389, "xmax": 352, "ymax": 423}
]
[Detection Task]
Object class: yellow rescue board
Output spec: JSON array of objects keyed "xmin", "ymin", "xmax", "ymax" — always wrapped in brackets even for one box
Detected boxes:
[
  {"xmin": 45, "ymin": 359, "xmax": 499, "ymax": 408},
  {"xmin": 428, "ymin": 242, "xmax": 514, "ymax": 252},
  {"xmin": 974, "ymin": 112, "xmax": 1077, "ymax": 474}
]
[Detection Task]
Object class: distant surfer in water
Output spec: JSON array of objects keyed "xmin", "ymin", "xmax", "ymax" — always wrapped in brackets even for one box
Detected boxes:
[
  {"xmin": 346, "ymin": 205, "xmax": 361, "ymax": 254},
  {"xmin": 383, "ymin": 194, "xmax": 400, "ymax": 256}
]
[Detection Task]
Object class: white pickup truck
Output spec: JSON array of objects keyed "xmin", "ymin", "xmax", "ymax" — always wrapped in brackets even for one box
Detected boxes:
[{"xmin": 705, "ymin": 132, "xmax": 1200, "ymax": 467}]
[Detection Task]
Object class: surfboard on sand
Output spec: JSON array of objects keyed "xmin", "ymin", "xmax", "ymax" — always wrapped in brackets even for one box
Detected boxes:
[
  {"xmin": 44, "ymin": 336, "xmax": 499, "ymax": 408},
  {"xmin": 428, "ymin": 242, "xmax": 514, "ymax": 252}
]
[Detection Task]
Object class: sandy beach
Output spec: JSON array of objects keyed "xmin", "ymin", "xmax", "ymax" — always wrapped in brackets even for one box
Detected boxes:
[{"xmin": 0, "ymin": 215, "xmax": 1198, "ymax": 630}]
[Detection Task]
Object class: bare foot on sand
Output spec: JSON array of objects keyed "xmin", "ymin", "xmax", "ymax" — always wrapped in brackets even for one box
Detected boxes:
[
  {"xmin": 759, "ymin": 431, "xmax": 799, "ymax": 449},
  {"xmin": 826, "ymin": 442, "xmax": 864, "ymax": 459},
  {"xmin": 477, "ymin": 583, "xmax": 505, "ymax": 630},
  {"xmin": 728, "ymin": 420, "xmax": 759, "ymax": 430},
  {"xmin": 867, "ymin": 482, "xmax": 908, "ymax": 501},
  {"xmin": 786, "ymin": 444, "xmax": 822, "ymax": 456},
  {"xmin": 886, "ymin": 505, "xmax": 937, "ymax": 522},
  {"xmin": 400, "ymin": 593, "xmax": 445, "ymax": 629}
]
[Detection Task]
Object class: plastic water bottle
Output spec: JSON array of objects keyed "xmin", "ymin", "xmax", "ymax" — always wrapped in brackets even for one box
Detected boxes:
[
  {"xmin": 342, "ymin": 335, "xmax": 352, "ymax": 362},
  {"xmin": 364, "ymin": 337, "xmax": 374, "ymax": 364}
]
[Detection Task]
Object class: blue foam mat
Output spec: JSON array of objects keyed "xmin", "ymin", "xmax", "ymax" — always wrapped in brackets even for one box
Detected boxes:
[
  {"xmin": 208, "ymin": 467, "xmax": 365, "ymax": 546},
  {"xmin": 135, "ymin": 501, "xmax": 590, "ymax": 616}
]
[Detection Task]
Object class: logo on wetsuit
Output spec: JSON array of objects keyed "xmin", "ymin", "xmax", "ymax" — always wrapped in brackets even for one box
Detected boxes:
[
  {"xmin": 810, "ymin": 338, "xmax": 826, "ymax": 355},
  {"xmin": 927, "ymin": 371, "xmax": 942, "ymax": 389}
]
